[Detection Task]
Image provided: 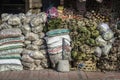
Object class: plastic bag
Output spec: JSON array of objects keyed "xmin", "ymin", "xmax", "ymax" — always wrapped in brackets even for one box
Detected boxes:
[
  {"xmin": 101, "ymin": 44, "xmax": 112, "ymax": 55},
  {"xmin": 21, "ymin": 54, "xmax": 34, "ymax": 63},
  {"xmin": 8, "ymin": 15, "xmax": 21, "ymax": 26},
  {"xmin": 31, "ymin": 25, "xmax": 43, "ymax": 33},
  {"xmin": 0, "ymin": 28, "xmax": 22, "ymax": 39},
  {"xmin": 94, "ymin": 47, "xmax": 102, "ymax": 57},
  {"xmin": 95, "ymin": 36, "xmax": 107, "ymax": 47},
  {"xmin": 38, "ymin": 32, "xmax": 45, "ymax": 38},
  {"xmin": 37, "ymin": 12, "xmax": 47, "ymax": 23},
  {"xmin": 41, "ymin": 59, "xmax": 49, "ymax": 68},
  {"xmin": 102, "ymin": 30, "xmax": 114, "ymax": 41},
  {"xmin": 1, "ymin": 13, "xmax": 12, "ymax": 22},
  {"xmin": 0, "ymin": 48, "xmax": 23, "ymax": 56},
  {"xmin": 98, "ymin": 23, "xmax": 110, "ymax": 34},
  {"xmin": 25, "ymin": 32, "xmax": 39, "ymax": 41},
  {"xmin": 32, "ymin": 39, "xmax": 44, "ymax": 46},
  {"xmin": 24, "ymin": 40, "xmax": 31, "ymax": 45},
  {"xmin": 18, "ymin": 13, "xmax": 26, "ymax": 23},
  {"xmin": 29, "ymin": 51, "xmax": 45, "ymax": 59},
  {"xmin": 26, "ymin": 44, "xmax": 39, "ymax": 50},
  {"xmin": 46, "ymin": 7, "xmax": 58, "ymax": 18},
  {"xmin": 34, "ymin": 60, "xmax": 41, "ymax": 66},
  {"xmin": 0, "ymin": 23, "xmax": 12, "ymax": 30},
  {"xmin": 22, "ymin": 49, "xmax": 45, "ymax": 59},
  {"xmin": 21, "ymin": 24, "xmax": 31, "ymax": 34},
  {"xmin": 22, "ymin": 62, "xmax": 35, "ymax": 70},
  {"xmin": 30, "ymin": 16, "xmax": 43, "ymax": 27}
]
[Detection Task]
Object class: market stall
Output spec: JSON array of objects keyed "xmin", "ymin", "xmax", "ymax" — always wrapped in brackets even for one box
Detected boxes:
[{"xmin": 0, "ymin": 0, "xmax": 120, "ymax": 72}]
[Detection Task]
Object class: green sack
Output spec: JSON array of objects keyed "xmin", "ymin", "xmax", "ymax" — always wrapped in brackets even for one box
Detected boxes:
[
  {"xmin": 46, "ymin": 29, "xmax": 70, "ymax": 37},
  {"xmin": 0, "ymin": 54, "xmax": 21, "ymax": 59},
  {"xmin": 0, "ymin": 36, "xmax": 24, "ymax": 46},
  {"xmin": 0, "ymin": 43, "xmax": 24, "ymax": 51},
  {"xmin": 0, "ymin": 48, "xmax": 23, "ymax": 56}
]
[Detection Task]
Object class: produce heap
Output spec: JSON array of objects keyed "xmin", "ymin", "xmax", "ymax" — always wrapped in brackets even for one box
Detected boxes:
[
  {"xmin": 47, "ymin": 8, "xmax": 117, "ymax": 71},
  {"xmin": 96, "ymin": 22, "xmax": 120, "ymax": 71}
]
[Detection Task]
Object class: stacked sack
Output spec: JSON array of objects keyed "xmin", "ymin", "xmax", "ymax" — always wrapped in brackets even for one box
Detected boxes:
[
  {"xmin": 45, "ymin": 29, "xmax": 72, "ymax": 68},
  {"xmin": 0, "ymin": 14, "xmax": 24, "ymax": 71},
  {"xmin": 20, "ymin": 12, "xmax": 49, "ymax": 70}
]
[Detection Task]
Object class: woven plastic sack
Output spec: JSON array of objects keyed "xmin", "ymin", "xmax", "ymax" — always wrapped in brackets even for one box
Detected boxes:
[
  {"xmin": 0, "ymin": 64, "xmax": 23, "ymax": 72},
  {"xmin": 46, "ymin": 29, "xmax": 70, "ymax": 37},
  {"xmin": 0, "ymin": 36, "xmax": 24, "ymax": 46},
  {"xmin": 0, "ymin": 54, "xmax": 21, "ymax": 59},
  {"xmin": 47, "ymin": 39, "xmax": 70, "ymax": 48},
  {"xmin": 0, "ymin": 28, "xmax": 22, "ymax": 39},
  {"xmin": 21, "ymin": 54, "xmax": 34, "ymax": 63},
  {"xmin": 25, "ymin": 32, "xmax": 39, "ymax": 41},
  {"xmin": 0, "ymin": 43, "xmax": 24, "ymax": 51},
  {"xmin": 8, "ymin": 15, "xmax": 21, "ymax": 26},
  {"xmin": 0, "ymin": 48, "xmax": 23, "ymax": 56},
  {"xmin": 45, "ymin": 34, "xmax": 71, "ymax": 45},
  {"xmin": 48, "ymin": 45, "xmax": 71, "ymax": 54},
  {"xmin": 0, "ymin": 59, "xmax": 22, "ymax": 65}
]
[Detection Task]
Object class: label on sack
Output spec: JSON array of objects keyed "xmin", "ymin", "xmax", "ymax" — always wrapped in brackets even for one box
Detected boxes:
[{"xmin": 48, "ymin": 45, "xmax": 71, "ymax": 54}]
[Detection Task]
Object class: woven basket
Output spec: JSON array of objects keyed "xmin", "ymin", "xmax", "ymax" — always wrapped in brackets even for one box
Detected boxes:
[{"xmin": 77, "ymin": 61, "xmax": 97, "ymax": 72}]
